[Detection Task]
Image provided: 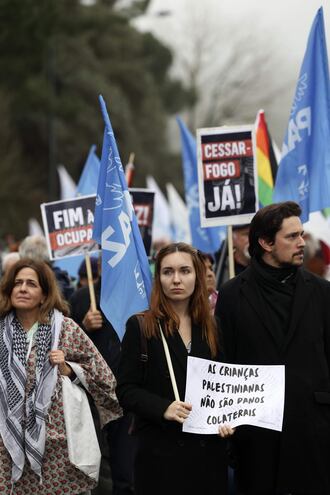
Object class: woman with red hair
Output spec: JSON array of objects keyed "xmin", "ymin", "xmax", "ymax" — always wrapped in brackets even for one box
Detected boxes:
[{"xmin": 117, "ymin": 242, "xmax": 232, "ymax": 495}]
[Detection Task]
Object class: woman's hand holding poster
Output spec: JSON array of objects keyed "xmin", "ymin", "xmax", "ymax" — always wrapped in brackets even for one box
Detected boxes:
[{"xmin": 183, "ymin": 356, "xmax": 285, "ymax": 434}]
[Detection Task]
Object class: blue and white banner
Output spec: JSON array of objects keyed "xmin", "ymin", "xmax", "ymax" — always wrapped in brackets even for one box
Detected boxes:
[
  {"xmin": 177, "ymin": 117, "xmax": 226, "ymax": 253},
  {"xmin": 93, "ymin": 96, "xmax": 152, "ymax": 339},
  {"xmin": 274, "ymin": 7, "xmax": 330, "ymax": 222}
]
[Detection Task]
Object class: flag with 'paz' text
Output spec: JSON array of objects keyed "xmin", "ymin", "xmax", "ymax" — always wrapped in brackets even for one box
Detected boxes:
[{"xmin": 274, "ymin": 7, "xmax": 330, "ymax": 222}]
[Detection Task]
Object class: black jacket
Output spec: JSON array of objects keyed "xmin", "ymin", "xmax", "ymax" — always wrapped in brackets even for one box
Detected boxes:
[
  {"xmin": 116, "ymin": 315, "xmax": 228, "ymax": 495},
  {"xmin": 69, "ymin": 280, "xmax": 121, "ymax": 374},
  {"xmin": 215, "ymin": 265, "xmax": 330, "ymax": 494}
]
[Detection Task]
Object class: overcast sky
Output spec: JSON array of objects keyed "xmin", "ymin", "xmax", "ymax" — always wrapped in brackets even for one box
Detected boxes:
[
  {"xmin": 133, "ymin": 0, "xmax": 330, "ymax": 145},
  {"xmin": 145, "ymin": 0, "xmax": 330, "ymax": 60}
]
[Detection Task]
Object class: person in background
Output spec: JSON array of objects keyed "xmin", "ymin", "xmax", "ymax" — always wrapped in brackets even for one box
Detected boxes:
[
  {"xmin": 199, "ymin": 252, "xmax": 218, "ymax": 314},
  {"xmin": 232, "ymin": 224, "xmax": 251, "ymax": 271},
  {"xmin": 215, "ymin": 224, "xmax": 250, "ymax": 288},
  {"xmin": 0, "ymin": 258, "xmax": 121, "ymax": 494},
  {"xmin": 77, "ymin": 256, "xmax": 99, "ymax": 289},
  {"xmin": 149, "ymin": 238, "xmax": 171, "ymax": 277},
  {"xmin": 18, "ymin": 235, "xmax": 74, "ymax": 300},
  {"xmin": 215, "ymin": 202, "xmax": 330, "ymax": 495},
  {"xmin": 70, "ymin": 259, "xmax": 135, "ymax": 495},
  {"xmin": 117, "ymin": 242, "xmax": 233, "ymax": 495},
  {"xmin": 1, "ymin": 252, "xmax": 20, "ymax": 276},
  {"xmin": 3, "ymin": 232, "xmax": 19, "ymax": 253},
  {"xmin": 303, "ymin": 231, "xmax": 327, "ymax": 278}
]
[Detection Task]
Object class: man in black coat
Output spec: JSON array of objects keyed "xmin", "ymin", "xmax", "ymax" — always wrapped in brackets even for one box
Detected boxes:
[{"xmin": 215, "ymin": 201, "xmax": 330, "ymax": 495}]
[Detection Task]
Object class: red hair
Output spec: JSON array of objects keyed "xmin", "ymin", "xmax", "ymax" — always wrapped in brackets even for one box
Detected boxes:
[{"xmin": 143, "ymin": 243, "xmax": 219, "ymax": 357}]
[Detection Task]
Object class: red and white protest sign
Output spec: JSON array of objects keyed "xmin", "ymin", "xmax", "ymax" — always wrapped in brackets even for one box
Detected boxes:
[
  {"xmin": 197, "ymin": 125, "xmax": 258, "ymax": 227},
  {"xmin": 41, "ymin": 195, "xmax": 98, "ymax": 260},
  {"xmin": 129, "ymin": 188, "xmax": 154, "ymax": 257},
  {"xmin": 41, "ymin": 190, "xmax": 155, "ymax": 260}
]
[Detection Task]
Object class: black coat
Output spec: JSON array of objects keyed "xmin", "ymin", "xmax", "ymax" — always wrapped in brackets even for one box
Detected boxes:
[
  {"xmin": 215, "ymin": 265, "xmax": 330, "ymax": 494},
  {"xmin": 69, "ymin": 280, "xmax": 121, "ymax": 374},
  {"xmin": 116, "ymin": 315, "xmax": 228, "ymax": 495}
]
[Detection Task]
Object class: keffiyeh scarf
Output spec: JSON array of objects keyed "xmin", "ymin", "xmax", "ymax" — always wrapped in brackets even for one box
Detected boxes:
[{"xmin": 0, "ymin": 309, "xmax": 63, "ymax": 483}]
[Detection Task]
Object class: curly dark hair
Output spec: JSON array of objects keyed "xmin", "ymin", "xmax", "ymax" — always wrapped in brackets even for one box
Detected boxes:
[{"xmin": 249, "ymin": 201, "xmax": 302, "ymax": 258}]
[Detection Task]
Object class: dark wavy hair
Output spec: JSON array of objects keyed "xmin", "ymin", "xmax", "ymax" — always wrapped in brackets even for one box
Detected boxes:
[
  {"xmin": 249, "ymin": 201, "xmax": 302, "ymax": 258},
  {"xmin": 0, "ymin": 258, "xmax": 69, "ymax": 322},
  {"xmin": 143, "ymin": 242, "xmax": 219, "ymax": 357}
]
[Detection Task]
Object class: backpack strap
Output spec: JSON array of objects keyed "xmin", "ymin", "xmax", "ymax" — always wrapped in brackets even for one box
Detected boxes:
[
  {"xmin": 136, "ymin": 314, "xmax": 148, "ymax": 366},
  {"xmin": 128, "ymin": 314, "xmax": 149, "ymax": 436}
]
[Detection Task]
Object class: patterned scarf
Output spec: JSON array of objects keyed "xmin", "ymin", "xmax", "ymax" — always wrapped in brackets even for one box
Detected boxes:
[{"xmin": 0, "ymin": 309, "xmax": 63, "ymax": 483}]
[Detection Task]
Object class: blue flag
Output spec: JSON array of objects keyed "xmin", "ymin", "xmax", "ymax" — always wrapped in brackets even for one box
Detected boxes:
[
  {"xmin": 177, "ymin": 117, "xmax": 226, "ymax": 253},
  {"xmin": 77, "ymin": 145, "xmax": 101, "ymax": 196},
  {"xmin": 93, "ymin": 95, "xmax": 152, "ymax": 339},
  {"xmin": 274, "ymin": 7, "xmax": 330, "ymax": 222}
]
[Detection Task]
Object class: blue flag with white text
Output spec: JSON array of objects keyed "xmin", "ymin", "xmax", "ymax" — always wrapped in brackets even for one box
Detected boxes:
[
  {"xmin": 93, "ymin": 96, "xmax": 152, "ymax": 339},
  {"xmin": 274, "ymin": 7, "xmax": 330, "ymax": 222},
  {"xmin": 77, "ymin": 145, "xmax": 101, "ymax": 196},
  {"xmin": 177, "ymin": 117, "xmax": 226, "ymax": 253}
]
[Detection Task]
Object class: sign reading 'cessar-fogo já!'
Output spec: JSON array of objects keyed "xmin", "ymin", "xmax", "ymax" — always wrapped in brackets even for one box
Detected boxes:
[{"xmin": 197, "ymin": 125, "xmax": 259, "ymax": 227}]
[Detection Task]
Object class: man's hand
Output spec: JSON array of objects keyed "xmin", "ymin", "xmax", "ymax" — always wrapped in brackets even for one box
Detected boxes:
[{"xmin": 82, "ymin": 309, "xmax": 103, "ymax": 332}]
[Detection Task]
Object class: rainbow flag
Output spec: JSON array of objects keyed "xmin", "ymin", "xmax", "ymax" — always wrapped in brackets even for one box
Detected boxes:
[{"xmin": 256, "ymin": 109, "xmax": 278, "ymax": 207}]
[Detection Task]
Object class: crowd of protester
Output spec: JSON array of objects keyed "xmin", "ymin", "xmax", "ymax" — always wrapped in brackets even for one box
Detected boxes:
[{"xmin": 1, "ymin": 202, "xmax": 330, "ymax": 495}]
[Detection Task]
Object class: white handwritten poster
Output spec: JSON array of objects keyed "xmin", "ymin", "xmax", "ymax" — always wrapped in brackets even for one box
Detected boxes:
[{"xmin": 183, "ymin": 357, "xmax": 285, "ymax": 434}]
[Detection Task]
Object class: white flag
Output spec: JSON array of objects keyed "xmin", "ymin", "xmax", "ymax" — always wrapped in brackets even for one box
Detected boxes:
[
  {"xmin": 57, "ymin": 165, "xmax": 77, "ymax": 200},
  {"xmin": 28, "ymin": 218, "xmax": 44, "ymax": 237},
  {"xmin": 146, "ymin": 175, "xmax": 172, "ymax": 243},
  {"xmin": 166, "ymin": 183, "xmax": 191, "ymax": 244}
]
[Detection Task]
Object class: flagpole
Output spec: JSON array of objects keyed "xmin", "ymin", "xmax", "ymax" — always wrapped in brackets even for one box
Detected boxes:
[
  {"xmin": 215, "ymin": 238, "xmax": 227, "ymax": 287},
  {"xmin": 227, "ymin": 226, "xmax": 235, "ymax": 279},
  {"xmin": 85, "ymin": 252, "xmax": 97, "ymax": 312},
  {"xmin": 125, "ymin": 152, "xmax": 135, "ymax": 187}
]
